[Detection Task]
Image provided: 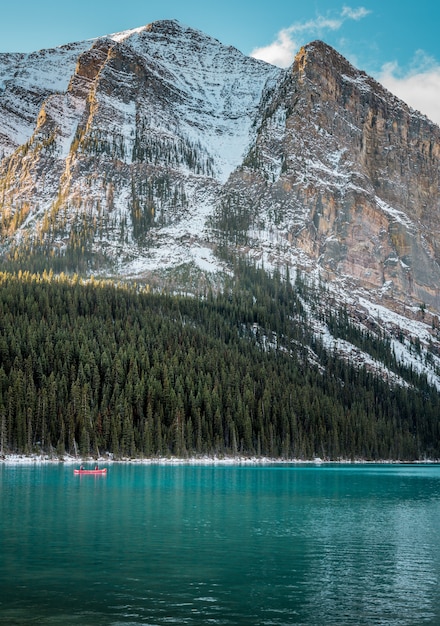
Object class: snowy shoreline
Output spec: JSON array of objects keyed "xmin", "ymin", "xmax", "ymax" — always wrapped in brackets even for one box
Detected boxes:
[{"xmin": 0, "ymin": 453, "xmax": 437, "ymax": 466}]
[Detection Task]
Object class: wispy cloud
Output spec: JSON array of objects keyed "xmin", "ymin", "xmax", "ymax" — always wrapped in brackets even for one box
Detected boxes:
[
  {"xmin": 250, "ymin": 5, "xmax": 370, "ymax": 68},
  {"xmin": 341, "ymin": 6, "xmax": 370, "ymax": 20},
  {"xmin": 378, "ymin": 52, "xmax": 440, "ymax": 126}
]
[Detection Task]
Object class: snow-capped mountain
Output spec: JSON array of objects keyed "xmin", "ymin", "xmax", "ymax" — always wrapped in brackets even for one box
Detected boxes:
[
  {"xmin": 0, "ymin": 20, "xmax": 280, "ymax": 276},
  {"xmin": 1, "ymin": 20, "xmax": 440, "ymax": 388}
]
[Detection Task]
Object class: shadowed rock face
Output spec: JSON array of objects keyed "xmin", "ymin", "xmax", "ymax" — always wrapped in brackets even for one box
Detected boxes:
[
  {"xmin": 225, "ymin": 40, "xmax": 440, "ymax": 311},
  {"xmin": 0, "ymin": 26, "xmax": 440, "ymax": 313}
]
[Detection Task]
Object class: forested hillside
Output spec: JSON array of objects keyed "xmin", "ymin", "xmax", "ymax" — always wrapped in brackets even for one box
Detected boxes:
[{"xmin": 0, "ymin": 264, "xmax": 439, "ymax": 461}]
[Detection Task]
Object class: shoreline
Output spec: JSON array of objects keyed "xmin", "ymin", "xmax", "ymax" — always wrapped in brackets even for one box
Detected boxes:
[{"xmin": 1, "ymin": 453, "xmax": 437, "ymax": 466}]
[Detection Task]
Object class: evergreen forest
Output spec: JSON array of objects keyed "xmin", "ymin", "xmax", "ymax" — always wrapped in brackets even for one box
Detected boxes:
[{"xmin": 0, "ymin": 262, "xmax": 439, "ymax": 461}]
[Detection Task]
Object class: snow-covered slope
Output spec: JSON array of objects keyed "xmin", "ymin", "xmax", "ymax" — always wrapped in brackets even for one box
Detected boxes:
[
  {"xmin": 0, "ymin": 20, "xmax": 281, "ymax": 275},
  {"xmin": 0, "ymin": 20, "xmax": 281, "ymax": 179},
  {"xmin": 121, "ymin": 21, "xmax": 281, "ymax": 182},
  {"xmin": 0, "ymin": 41, "xmax": 91, "ymax": 156}
]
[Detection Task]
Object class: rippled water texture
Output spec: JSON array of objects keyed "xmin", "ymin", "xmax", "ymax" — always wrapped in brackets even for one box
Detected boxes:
[{"xmin": 1, "ymin": 463, "xmax": 440, "ymax": 625}]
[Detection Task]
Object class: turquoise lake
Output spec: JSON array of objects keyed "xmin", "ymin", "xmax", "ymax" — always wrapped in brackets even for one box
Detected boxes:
[{"xmin": 1, "ymin": 463, "xmax": 440, "ymax": 625}]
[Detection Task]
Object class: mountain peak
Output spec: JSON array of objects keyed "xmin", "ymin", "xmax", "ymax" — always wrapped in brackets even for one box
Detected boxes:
[
  {"xmin": 106, "ymin": 20, "xmax": 201, "ymax": 47},
  {"xmin": 293, "ymin": 39, "xmax": 365, "ymax": 82},
  {"xmin": 292, "ymin": 38, "xmax": 422, "ymax": 117},
  {"xmin": 145, "ymin": 19, "xmax": 189, "ymax": 35}
]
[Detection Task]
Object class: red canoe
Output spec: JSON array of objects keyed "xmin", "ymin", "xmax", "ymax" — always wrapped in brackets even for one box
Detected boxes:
[{"xmin": 74, "ymin": 468, "xmax": 107, "ymax": 475}]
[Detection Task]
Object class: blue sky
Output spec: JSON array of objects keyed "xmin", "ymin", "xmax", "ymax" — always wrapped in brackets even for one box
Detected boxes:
[{"xmin": 1, "ymin": 0, "xmax": 439, "ymax": 124}]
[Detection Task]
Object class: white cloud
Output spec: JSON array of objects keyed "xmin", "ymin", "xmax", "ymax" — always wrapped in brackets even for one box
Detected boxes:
[
  {"xmin": 341, "ymin": 6, "xmax": 370, "ymax": 20},
  {"xmin": 251, "ymin": 6, "xmax": 370, "ymax": 68},
  {"xmin": 378, "ymin": 54, "xmax": 440, "ymax": 126},
  {"xmin": 251, "ymin": 27, "xmax": 298, "ymax": 68}
]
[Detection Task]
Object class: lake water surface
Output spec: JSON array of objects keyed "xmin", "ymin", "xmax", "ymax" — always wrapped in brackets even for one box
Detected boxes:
[{"xmin": 1, "ymin": 463, "xmax": 440, "ymax": 625}]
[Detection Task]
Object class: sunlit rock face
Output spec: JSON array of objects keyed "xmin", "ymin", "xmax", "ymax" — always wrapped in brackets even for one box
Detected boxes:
[{"xmin": 1, "ymin": 25, "xmax": 440, "ymax": 313}]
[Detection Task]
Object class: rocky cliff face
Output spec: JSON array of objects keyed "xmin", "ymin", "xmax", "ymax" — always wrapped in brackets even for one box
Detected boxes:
[
  {"xmin": 222, "ymin": 40, "xmax": 440, "ymax": 313},
  {"xmin": 1, "ymin": 22, "xmax": 440, "ymax": 319}
]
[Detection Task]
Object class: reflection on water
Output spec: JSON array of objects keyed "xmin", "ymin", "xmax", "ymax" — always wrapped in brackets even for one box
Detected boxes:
[{"xmin": 1, "ymin": 463, "xmax": 440, "ymax": 624}]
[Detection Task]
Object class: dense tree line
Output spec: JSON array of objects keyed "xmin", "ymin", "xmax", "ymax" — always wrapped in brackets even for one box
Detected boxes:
[{"xmin": 0, "ymin": 263, "xmax": 439, "ymax": 461}]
